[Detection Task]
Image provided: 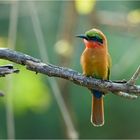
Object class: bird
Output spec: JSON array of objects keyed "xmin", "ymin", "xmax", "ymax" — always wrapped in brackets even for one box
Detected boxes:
[{"xmin": 76, "ymin": 28, "xmax": 111, "ymax": 126}]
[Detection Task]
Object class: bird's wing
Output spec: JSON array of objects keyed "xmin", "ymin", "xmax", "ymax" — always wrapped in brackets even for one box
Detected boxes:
[{"xmin": 107, "ymin": 53, "xmax": 112, "ymax": 80}]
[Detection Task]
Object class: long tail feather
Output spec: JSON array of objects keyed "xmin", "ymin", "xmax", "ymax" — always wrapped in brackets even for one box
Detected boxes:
[{"xmin": 91, "ymin": 90, "xmax": 104, "ymax": 126}]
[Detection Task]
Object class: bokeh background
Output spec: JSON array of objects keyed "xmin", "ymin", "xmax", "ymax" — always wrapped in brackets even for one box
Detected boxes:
[{"xmin": 0, "ymin": 0, "xmax": 140, "ymax": 139}]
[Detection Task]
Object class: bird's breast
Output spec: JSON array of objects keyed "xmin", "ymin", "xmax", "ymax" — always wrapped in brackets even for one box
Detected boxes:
[{"xmin": 81, "ymin": 47, "xmax": 108, "ymax": 79}]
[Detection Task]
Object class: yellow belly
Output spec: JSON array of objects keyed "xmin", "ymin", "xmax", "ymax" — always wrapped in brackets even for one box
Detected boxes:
[{"xmin": 81, "ymin": 47, "xmax": 109, "ymax": 79}]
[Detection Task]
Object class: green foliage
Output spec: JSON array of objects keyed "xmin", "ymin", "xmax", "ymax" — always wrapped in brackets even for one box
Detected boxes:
[
  {"xmin": 11, "ymin": 67, "xmax": 52, "ymax": 114},
  {"xmin": 0, "ymin": 64, "xmax": 52, "ymax": 114}
]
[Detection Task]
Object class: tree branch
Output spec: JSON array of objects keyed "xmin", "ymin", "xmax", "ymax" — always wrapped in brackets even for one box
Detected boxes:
[{"xmin": 0, "ymin": 48, "xmax": 140, "ymax": 98}]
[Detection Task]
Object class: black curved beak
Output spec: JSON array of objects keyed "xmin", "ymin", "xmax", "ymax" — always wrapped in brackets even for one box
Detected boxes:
[{"xmin": 76, "ymin": 34, "xmax": 88, "ymax": 40}]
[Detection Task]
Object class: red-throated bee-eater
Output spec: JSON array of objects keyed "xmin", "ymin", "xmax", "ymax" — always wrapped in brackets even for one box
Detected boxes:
[{"xmin": 77, "ymin": 28, "xmax": 111, "ymax": 126}]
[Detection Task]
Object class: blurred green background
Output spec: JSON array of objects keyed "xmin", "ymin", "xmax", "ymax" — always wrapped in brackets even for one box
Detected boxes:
[{"xmin": 0, "ymin": 0, "xmax": 140, "ymax": 139}]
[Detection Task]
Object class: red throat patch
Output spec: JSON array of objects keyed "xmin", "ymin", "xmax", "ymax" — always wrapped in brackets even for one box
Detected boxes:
[{"xmin": 83, "ymin": 39, "xmax": 102, "ymax": 48}]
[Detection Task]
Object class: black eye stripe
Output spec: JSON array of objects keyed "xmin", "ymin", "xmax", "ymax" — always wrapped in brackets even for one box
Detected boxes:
[{"xmin": 87, "ymin": 35, "xmax": 103, "ymax": 43}]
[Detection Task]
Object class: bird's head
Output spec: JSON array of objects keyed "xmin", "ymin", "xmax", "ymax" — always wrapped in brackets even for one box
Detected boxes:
[{"xmin": 76, "ymin": 28, "xmax": 107, "ymax": 48}]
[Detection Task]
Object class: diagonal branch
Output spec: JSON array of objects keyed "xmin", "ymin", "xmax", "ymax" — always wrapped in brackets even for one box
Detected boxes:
[{"xmin": 0, "ymin": 48, "xmax": 140, "ymax": 97}]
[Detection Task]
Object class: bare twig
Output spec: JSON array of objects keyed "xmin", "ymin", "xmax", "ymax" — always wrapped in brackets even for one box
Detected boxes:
[
  {"xmin": 127, "ymin": 66, "xmax": 140, "ymax": 85},
  {"xmin": 0, "ymin": 64, "xmax": 19, "ymax": 77},
  {"xmin": 0, "ymin": 48, "xmax": 140, "ymax": 97},
  {"xmin": 115, "ymin": 66, "xmax": 140, "ymax": 99},
  {"xmin": 29, "ymin": 2, "xmax": 78, "ymax": 139},
  {"xmin": 6, "ymin": 1, "xmax": 18, "ymax": 139},
  {"xmin": 112, "ymin": 92, "xmax": 138, "ymax": 100}
]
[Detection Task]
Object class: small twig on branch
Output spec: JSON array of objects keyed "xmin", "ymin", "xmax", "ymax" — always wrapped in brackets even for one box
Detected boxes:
[
  {"xmin": 115, "ymin": 66, "xmax": 140, "ymax": 99},
  {"xmin": 0, "ymin": 64, "xmax": 19, "ymax": 77},
  {"xmin": 0, "ymin": 64, "xmax": 19, "ymax": 97},
  {"xmin": 0, "ymin": 48, "xmax": 140, "ymax": 98},
  {"xmin": 127, "ymin": 66, "xmax": 140, "ymax": 85},
  {"xmin": 112, "ymin": 92, "xmax": 138, "ymax": 100}
]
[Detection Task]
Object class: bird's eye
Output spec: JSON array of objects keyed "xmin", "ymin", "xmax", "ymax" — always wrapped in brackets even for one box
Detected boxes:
[
  {"xmin": 87, "ymin": 35, "xmax": 103, "ymax": 43},
  {"xmin": 94, "ymin": 36, "xmax": 103, "ymax": 43}
]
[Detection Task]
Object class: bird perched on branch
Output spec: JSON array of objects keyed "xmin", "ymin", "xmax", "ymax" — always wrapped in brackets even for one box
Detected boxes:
[{"xmin": 77, "ymin": 28, "xmax": 111, "ymax": 126}]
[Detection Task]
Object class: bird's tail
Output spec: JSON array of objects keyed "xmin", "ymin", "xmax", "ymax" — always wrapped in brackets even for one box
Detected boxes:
[{"xmin": 91, "ymin": 90, "xmax": 104, "ymax": 126}]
